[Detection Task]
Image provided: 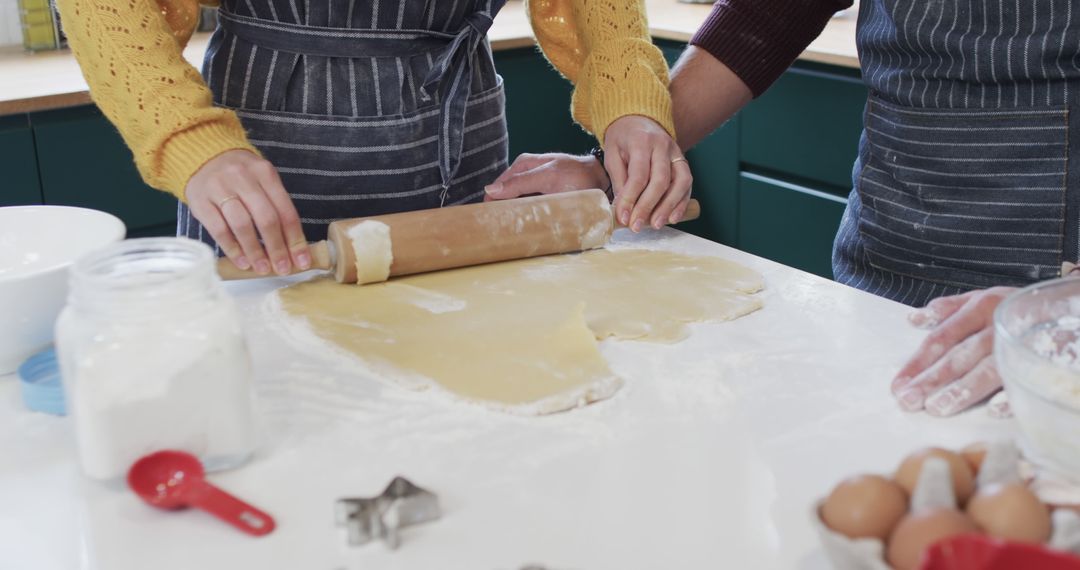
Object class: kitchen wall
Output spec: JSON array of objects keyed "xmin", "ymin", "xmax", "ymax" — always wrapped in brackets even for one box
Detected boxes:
[{"xmin": 0, "ymin": 1, "xmax": 22, "ymax": 47}]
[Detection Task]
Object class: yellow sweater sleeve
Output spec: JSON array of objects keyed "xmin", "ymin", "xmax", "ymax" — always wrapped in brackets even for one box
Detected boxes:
[
  {"xmin": 527, "ymin": 0, "xmax": 675, "ymax": 143},
  {"xmin": 55, "ymin": 0, "xmax": 259, "ymax": 201}
]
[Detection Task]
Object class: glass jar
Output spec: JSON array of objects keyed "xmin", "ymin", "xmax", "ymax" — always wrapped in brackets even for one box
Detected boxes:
[
  {"xmin": 995, "ymin": 278, "xmax": 1080, "ymax": 482},
  {"xmin": 56, "ymin": 238, "xmax": 256, "ymax": 481}
]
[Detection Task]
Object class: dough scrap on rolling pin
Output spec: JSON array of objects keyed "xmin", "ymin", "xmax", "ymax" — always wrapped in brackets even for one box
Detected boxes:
[
  {"xmin": 275, "ymin": 249, "xmax": 764, "ymax": 415},
  {"xmin": 348, "ymin": 221, "xmax": 394, "ymax": 285}
]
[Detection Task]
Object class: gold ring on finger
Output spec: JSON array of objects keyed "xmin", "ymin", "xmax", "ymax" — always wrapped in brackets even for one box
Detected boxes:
[
  {"xmin": 671, "ymin": 157, "xmax": 687, "ymax": 165},
  {"xmin": 216, "ymin": 195, "xmax": 241, "ymax": 209}
]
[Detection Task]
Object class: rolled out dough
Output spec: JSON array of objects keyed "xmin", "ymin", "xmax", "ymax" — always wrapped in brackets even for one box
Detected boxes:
[
  {"xmin": 347, "ymin": 221, "xmax": 394, "ymax": 284},
  {"xmin": 276, "ymin": 249, "xmax": 764, "ymax": 414}
]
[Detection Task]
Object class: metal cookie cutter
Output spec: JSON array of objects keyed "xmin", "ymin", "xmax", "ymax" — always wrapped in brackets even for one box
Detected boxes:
[{"xmin": 335, "ymin": 477, "xmax": 441, "ymax": 549}]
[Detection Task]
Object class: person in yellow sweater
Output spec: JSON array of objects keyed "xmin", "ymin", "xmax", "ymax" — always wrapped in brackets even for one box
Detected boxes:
[
  {"xmin": 486, "ymin": 0, "xmax": 691, "ymax": 234},
  {"xmin": 57, "ymin": 0, "xmax": 686, "ymax": 277}
]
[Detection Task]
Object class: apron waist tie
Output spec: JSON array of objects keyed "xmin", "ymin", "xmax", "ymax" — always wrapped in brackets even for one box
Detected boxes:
[
  {"xmin": 218, "ymin": 2, "xmax": 506, "ymax": 196},
  {"xmin": 418, "ymin": 0, "xmax": 506, "ymax": 197}
]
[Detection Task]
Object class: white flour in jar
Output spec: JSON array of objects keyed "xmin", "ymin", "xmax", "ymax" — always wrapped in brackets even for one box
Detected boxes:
[
  {"xmin": 62, "ymin": 311, "xmax": 255, "ymax": 480},
  {"xmin": 56, "ymin": 238, "xmax": 257, "ymax": 481}
]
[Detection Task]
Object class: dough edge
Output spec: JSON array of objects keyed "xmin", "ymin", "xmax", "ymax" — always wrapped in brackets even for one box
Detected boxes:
[{"xmin": 262, "ymin": 292, "xmax": 624, "ymax": 415}]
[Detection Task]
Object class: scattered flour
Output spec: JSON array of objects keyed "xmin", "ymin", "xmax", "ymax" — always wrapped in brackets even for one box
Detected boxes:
[{"xmin": 393, "ymin": 284, "xmax": 467, "ymax": 314}]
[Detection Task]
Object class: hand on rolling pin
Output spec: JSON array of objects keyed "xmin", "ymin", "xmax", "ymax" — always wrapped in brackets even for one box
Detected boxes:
[
  {"xmin": 891, "ymin": 287, "xmax": 1016, "ymax": 417},
  {"xmin": 603, "ymin": 115, "xmax": 692, "ymax": 232},
  {"xmin": 485, "ymin": 152, "xmax": 609, "ymax": 201},
  {"xmin": 185, "ymin": 150, "xmax": 311, "ymax": 276}
]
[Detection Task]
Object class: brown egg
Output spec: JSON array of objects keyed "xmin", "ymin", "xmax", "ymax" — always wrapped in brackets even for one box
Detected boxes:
[
  {"xmin": 821, "ymin": 475, "xmax": 909, "ymax": 540},
  {"xmin": 895, "ymin": 448, "xmax": 976, "ymax": 505},
  {"xmin": 967, "ymin": 483, "xmax": 1052, "ymax": 544},
  {"xmin": 887, "ymin": 508, "xmax": 980, "ymax": 570},
  {"xmin": 960, "ymin": 442, "xmax": 989, "ymax": 475}
]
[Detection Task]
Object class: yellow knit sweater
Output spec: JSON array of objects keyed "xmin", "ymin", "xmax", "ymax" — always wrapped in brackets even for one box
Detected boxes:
[
  {"xmin": 56, "ymin": 0, "xmax": 675, "ymax": 201},
  {"xmin": 527, "ymin": 0, "xmax": 674, "ymax": 143}
]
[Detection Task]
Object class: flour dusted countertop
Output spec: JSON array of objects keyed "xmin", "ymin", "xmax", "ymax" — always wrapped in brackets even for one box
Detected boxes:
[
  {"xmin": 0, "ymin": 229, "xmax": 1014, "ymax": 569},
  {"xmin": 0, "ymin": 0, "xmax": 859, "ymax": 115}
]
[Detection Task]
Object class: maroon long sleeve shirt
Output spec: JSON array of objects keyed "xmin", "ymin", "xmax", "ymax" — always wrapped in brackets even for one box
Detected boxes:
[{"xmin": 690, "ymin": 0, "xmax": 855, "ymax": 97}]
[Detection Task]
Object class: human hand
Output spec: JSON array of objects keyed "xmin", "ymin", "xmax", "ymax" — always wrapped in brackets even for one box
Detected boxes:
[
  {"xmin": 484, "ymin": 152, "xmax": 609, "ymax": 201},
  {"xmin": 891, "ymin": 287, "xmax": 1016, "ymax": 416},
  {"xmin": 603, "ymin": 115, "xmax": 692, "ymax": 232},
  {"xmin": 185, "ymin": 150, "xmax": 310, "ymax": 276}
]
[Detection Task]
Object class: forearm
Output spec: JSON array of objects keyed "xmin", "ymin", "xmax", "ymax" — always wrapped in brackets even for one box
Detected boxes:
[
  {"xmin": 690, "ymin": 0, "xmax": 851, "ymax": 97},
  {"xmin": 528, "ymin": 0, "xmax": 675, "ymax": 141},
  {"xmin": 673, "ymin": 0, "xmax": 850, "ymax": 150},
  {"xmin": 56, "ymin": 0, "xmax": 256, "ymax": 200},
  {"xmin": 670, "ymin": 46, "xmax": 752, "ymax": 151}
]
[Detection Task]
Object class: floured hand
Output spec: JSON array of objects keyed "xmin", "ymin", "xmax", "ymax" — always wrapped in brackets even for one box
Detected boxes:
[{"xmin": 892, "ymin": 287, "xmax": 1016, "ymax": 416}]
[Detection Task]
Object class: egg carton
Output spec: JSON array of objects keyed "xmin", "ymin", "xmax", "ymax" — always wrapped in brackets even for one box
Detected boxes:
[{"xmin": 811, "ymin": 442, "xmax": 1080, "ymax": 570}]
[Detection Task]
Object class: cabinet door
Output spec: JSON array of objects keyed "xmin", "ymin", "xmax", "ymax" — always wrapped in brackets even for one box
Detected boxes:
[
  {"xmin": 30, "ymin": 106, "xmax": 176, "ymax": 236},
  {"xmin": 0, "ymin": 114, "xmax": 43, "ymax": 206},
  {"xmin": 738, "ymin": 172, "xmax": 848, "ymax": 278},
  {"xmin": 682, "ymin": 120, "xmax": 739, "ymax": 246},
  {"xmin": 495, "ymin": 48, "xmax": 595, "ymax": 159},
  {"xmin": 741, "ymin": 64, "xmax": 866, "ymax": 192}
]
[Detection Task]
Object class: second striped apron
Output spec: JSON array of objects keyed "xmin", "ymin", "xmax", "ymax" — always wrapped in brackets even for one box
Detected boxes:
[
  {"xmin": 177, "ymin": 0, "xmax": 510, "ymax": 248},
  {"xmin": 833, "ymin": 0, "xmax": 1080, "ymax": 306}
]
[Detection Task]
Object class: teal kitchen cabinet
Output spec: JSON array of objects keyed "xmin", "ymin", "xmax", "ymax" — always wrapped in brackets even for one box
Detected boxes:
[
  {"xmin": 737, "ymin": 172, "xmax": 847, "ymax": 279},
  {"xmin": 30, "ymin": 106, "xmax": 176, "ymax": 237},
  {"xmin": 495, "ymin": 48, "xmax": 595, "ymax": 160},
  {"xmin": 741, "ymin": 63, "xmax": 867, "ymax": 194},
  {"xmin": 682, "ymin": 120, "xmax": 739, "ymax": 246},
  {"xmin": 0, "ymin": 114, "xmax": 43, "ymax": 207}
]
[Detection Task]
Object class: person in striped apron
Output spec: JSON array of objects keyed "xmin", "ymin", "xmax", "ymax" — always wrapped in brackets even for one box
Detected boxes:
[
  {"xmin": 512, "ymin": 0, "xmax": 1080, "ymax": 417},
  {"xmin": 179, "ymin": 0, "xmax": 513, "ymax": 273},
  {"xmin": 58, "ymin": 0, "xmax": 687, "ymax": 279},
  {"xmin": 673, "ymin": 0, "xmax": 1080, "ymax": 418}
]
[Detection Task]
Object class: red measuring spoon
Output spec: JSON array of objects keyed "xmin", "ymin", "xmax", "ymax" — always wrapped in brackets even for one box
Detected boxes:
[{"xmin": 127, "ymin": 450, "xmax": 276, "ymax": 537}]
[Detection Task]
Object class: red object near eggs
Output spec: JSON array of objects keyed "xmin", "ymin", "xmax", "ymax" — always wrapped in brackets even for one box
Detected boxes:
[{"xmin": 920, "ymin": 534, "xmax": 1080, "ymax": 570}]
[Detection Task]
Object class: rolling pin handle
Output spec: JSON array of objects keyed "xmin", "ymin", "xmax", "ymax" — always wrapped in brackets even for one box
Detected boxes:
[
  {"xmin": 681, "ymin": 199, "xmax": 701, "ymax": 224},
  {"xmin": 612, "ymin": 199, "xmax": 701, "ymax": 228},
  {"xmin": 215, "ymin": 240, "xmax": 334, "ymax": 281}
]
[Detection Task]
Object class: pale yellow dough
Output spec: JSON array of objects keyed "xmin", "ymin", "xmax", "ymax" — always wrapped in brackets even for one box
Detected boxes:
[
  {"xmin": 277, "ymin": 249, "xmax": 764, "ymax": 414},
  {"xmin": 347, "ymin": 220, "xmax": 394, "ymax": 284}
]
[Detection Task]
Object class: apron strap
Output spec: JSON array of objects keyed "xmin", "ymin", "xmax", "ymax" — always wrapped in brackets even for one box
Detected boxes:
[{"xmin": 217, "ymin": 10, "xmax": 453, "ymax": 57}]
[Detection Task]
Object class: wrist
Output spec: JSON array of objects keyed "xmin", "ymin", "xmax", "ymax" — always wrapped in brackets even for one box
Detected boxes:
[
  {"xmin": 587, "ymin": 147, "xmax": 613, "ymax": 200},
  {"xmin": 159, "ymin": 117, "xmax": 260, "ymax": 202}
]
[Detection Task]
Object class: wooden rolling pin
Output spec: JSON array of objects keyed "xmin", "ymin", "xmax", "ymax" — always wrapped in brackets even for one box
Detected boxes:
[{"xmin": 216, "ymin": 189, "xmax": 700, "ymax": 284}]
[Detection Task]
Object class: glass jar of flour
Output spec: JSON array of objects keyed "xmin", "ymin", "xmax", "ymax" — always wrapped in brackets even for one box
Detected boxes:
[{"xmin": 56, "ymin": 238, "xmax": 256, "ymax": 481}]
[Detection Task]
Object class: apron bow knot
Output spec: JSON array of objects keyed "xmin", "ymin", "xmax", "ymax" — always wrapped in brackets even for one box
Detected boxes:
[{"xmin": 420, "ymin": 0, "xmax": 507, "ymax": 194}]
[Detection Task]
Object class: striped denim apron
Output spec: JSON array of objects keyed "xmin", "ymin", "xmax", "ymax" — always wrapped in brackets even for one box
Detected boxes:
[
  {"xmin": 833, "ymin": 0, "xmax": 1080, "ymax": 306},
  {"xmin": 177, "ymin": 0, "xmax": 509, "ymax": 247}
]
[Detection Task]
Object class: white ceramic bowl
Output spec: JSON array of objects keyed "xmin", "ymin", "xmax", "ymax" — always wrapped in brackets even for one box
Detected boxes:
[
  {"xmin": 994, "ymin": 278, "xmax": 1080, "ymax": 482},
  {"xmin": 0, "ymin": 206, "xmax": 125, "ymax": 374}
]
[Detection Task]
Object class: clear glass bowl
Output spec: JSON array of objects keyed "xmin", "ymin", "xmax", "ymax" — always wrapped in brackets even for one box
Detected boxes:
[{"xmin": 994, "ymin": 278, "xmax": 1080, "ymax": 482}]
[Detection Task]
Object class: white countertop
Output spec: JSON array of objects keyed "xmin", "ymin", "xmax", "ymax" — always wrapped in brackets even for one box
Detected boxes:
[{"xmin": 0, "ymin": 229, "xmax": 1014, "ymax": 570}]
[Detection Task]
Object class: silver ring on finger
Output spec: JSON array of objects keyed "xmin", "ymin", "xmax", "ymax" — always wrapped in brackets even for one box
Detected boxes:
[
  {"xmin": 216, "ymin": 194, "xmax": 241, "ymax": 209},
  {"xmin": 670, "ymin": 157, "xmax": 687, "ymax": 165}
]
